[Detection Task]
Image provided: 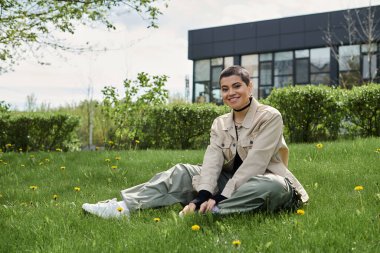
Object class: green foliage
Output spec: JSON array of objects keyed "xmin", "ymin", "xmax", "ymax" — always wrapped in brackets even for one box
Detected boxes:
[
  {"xmin": 0, "ymin": 112, "xmax": 80, "ymax": 151},
  {"xmin": 0, "ymin": 0, "xmax": 169, "ymax": 73},
  {"xmin": 265, "ymin": 85, "xmax": 343, "ymax": 143},
  {"xmin": 55, "ymin": 100, "xmax": 111, "ymax": 148},
  {"xmin": 140, "ymin": 103, "xmax": 229, "ymax": 149},
  {"xmin": 0, "ymin": 101, "xmax": 10, "ymax": 113},
  {"xmin": 343, "ymin": 83, "xmax": 380, "ymax": 137},
  {"xmin": 0, "ymin": 138, "xmax": 379, "ymax": 252},
  {"xmin": 101, "ymin": 72, "xmax": 169, "ymax": 148}
]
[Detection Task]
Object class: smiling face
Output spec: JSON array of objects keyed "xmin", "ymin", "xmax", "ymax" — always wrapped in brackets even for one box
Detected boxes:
[{"xmin": 220, "ymin": 75, "xmax": 252, "ymax": 110}]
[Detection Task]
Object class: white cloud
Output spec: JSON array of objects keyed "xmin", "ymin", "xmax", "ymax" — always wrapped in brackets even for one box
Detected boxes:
[{"xmin": 0, "ymin": 0, "xmax": 379, "ymax": 109}]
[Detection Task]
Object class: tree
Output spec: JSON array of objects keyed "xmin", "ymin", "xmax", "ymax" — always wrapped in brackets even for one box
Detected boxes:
[
  {"xmin": 25, "ymin": 93, "xmax": 38, "ymax": 112},
  {"xmin": 323, "ymin": 3, "xmax": 380, "ymax": 88},
  {"xmin": 0, "ymin": 0, "xmax": 169, "ymax": 73},
  {"xmin": 101, "ymin": 72, "xmax": 168, "ymax": 148},
  {"xmin": 0, "ymin": 100, "xmax": 10, "ymax": 113}
]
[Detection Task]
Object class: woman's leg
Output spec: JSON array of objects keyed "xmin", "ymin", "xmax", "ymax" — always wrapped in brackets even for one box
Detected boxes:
[
  {"xmin": 121, "ymin": 163, "xmax": 201, "ymax": 211},
  {"xmin": 216, "ymin": 175, "xmax": 294, "ymax": 215}
]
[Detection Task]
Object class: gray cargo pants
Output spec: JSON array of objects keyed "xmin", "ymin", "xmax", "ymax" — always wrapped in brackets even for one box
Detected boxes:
[{"xmin": 120, "ymin": 163, "xmax": 298, "ymax": 215}]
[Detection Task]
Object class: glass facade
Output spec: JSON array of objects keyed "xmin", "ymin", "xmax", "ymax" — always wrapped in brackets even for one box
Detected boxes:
[
  {"xmin": 194, "ymin": 56, "xmax": 233, "ymax": 104},
  {"xmin": 241, "ymin": 54, "xmax": 259, "ymax": 99},
  {"xmin": 339, "ymin": 45, "xmax": 361, "ymax": 87},
  {"xmin": 193, "ymin": 44, "xmax": 379, "ymax": 102},
  {"xmin": 362, "ymin": 44, "xmax": 378, "ymax": 81}
]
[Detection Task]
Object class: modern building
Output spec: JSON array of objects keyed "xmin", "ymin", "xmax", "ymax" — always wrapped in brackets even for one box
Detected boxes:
[{"xmin": 188, "ymin": 5, "xmax": 380, "ymax": 104}]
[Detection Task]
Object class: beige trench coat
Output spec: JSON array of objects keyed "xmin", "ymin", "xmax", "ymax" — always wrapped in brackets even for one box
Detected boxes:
[{"xmin": 192, "ymin": 98, "xmax": 309, "ymax": 203}]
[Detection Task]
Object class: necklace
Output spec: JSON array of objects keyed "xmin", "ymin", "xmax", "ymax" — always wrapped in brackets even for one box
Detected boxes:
[{"xmin": 233, "ymin": 98, "xmax": 252, "ymax": 112}]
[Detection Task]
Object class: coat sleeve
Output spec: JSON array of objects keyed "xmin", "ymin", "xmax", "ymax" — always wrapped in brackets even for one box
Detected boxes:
[
  {"xmin": 194, "ymin": 118, "xmax": 225, "ymax": 194},
  {"xmin": 221, "ymin": 113, "xmax": 283, "ymax": 198}
]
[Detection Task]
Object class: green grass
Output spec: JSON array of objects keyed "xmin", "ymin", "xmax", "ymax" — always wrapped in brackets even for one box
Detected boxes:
[{"xmin": 0, "ymin": 138, "xmax": 379, "ymax": 252}]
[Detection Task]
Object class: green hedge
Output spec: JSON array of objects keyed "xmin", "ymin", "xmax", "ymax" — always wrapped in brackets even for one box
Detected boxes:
[
  {"xmin": 264, "ymin": 85, "xmax": 343, "ymax": 143},
  {"xmin": 0, "ymin": 112, "xmax": 80, "ymax": 152},
  {"xmin": 137, "ymin": 103, "xmax": 229, "ymax": 149},
  {"xmin": 2, "ymin": 84, "xmax": 377, "ymax": 151},
  {"xmin": 108, "ymin": 84, "xmax": 379, "ymax": 149},
  {"xmin": 343, "ymin": 83, "xmax": 380, "ymax": 137}
]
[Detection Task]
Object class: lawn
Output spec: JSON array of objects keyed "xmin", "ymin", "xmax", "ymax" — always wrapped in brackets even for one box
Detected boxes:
[{"xmin": 0, "ymin": 138, "xmax": 379, "ymax": 252}]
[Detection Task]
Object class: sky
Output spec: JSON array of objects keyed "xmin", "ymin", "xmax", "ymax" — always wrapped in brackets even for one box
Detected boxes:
[{"xmin": 1, "ymin": 0, "xmax": 379, "ymax": 110}]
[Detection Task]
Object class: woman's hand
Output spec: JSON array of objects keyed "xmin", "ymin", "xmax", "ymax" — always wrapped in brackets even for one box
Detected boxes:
[
  {"xmin": 199, "ymin": 199, "xmax": 216, "ymax": 214},
  {"xmin": 181, "ymin": 202, "xmax": 197, "ymax": 215}
]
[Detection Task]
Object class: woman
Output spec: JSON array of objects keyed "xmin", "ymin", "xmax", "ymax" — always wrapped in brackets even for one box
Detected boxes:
[{"xmin": 82, "ymin": 65, "xmax": 309, "ymax": 219}]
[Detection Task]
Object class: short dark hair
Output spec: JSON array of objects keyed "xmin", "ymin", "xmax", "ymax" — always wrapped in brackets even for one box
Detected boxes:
[{"xmin": 219, "ymin": 65, "xmax": 250, "ymax": 86}]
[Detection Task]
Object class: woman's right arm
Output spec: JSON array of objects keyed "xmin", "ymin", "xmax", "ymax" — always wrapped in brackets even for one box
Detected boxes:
[{"xmin": 194, "ymin": 118, "xmax": 225, "ymax": 194}]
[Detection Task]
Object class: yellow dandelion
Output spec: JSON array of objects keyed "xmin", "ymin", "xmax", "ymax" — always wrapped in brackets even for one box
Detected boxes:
[
  {"xmin": 74, "ymin": 187, "xmax": 81, "ymax": 192},
  {"xmin": 316, "ymin": 143, "xmax": 323, "ymax": 149},
  {"xmin": 56, "ymin": 148, "xmax": 63, "ymax": 152},
  {"xmin": 354, "ymin": 185, "xmax": 364, "ymax": 191},
  {"xmin": 30, "ymin": 185, "xmax": 38, "ymax": 191},
  {"xmin": 105, "ymin": 158, "xmax": 111, "ymax": 162},
  {"xmin": 296, "ymin": 209, "xmax": 305, "ymax": 215},
  {"xmin": 135, "ymin": 140, "xmax": 140, "ymax": 144},
  {"xmin": 53, "ymin": 194, "xmax": 58, "ymax": 200},
  {"xmin": 108, "ymin": 141, "xmax": 114, "ymax": 145},
  {"xmin": 153, "ymin": 217, "xmax": 161, "ymax": 222},
  {"xmin": 232, "ymin": 240, "xmax": 241, "ymax": 247},
  {"xmin": 111, "ymin": 165, "xmax": 117, "ymax": 170},
  {"xmin": 115, "ymin": 156, "xmax": 121, "ymax": 160},
  {"xmin": 191, "ymin": 224, "xmax": 201, "ymax": 231},
  {"xmin": 5, "ymin": 143, "xmax": 12, "ymax": 148},
  {"xmin": 60, "ymin": 166, "xmax": 66, "ymax": 170},
  {"xmin": 117, "ymin": 207, "xmax": 124, "ymax": 212}
]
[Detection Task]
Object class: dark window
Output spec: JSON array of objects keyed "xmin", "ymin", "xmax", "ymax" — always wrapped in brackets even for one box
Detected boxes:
[
  {"xmin": 260, "ymin": 62, "xmax": 273, "ymax": 86},
  {"xmin": 295, "ymin": 58, "xmax": 309, "ymax": 84}
]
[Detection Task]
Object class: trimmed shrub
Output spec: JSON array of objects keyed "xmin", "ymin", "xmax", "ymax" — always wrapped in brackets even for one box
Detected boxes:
[
  {"xmin": 0, "ymin": 112, "xmax": 80, "ymax": 151},
  {"xmin": 343, "ymin": 83, "xmax": 380, "ymax": 137},
  {"xmin": 265, "ymin": 85, "xmax": 343, "ymax": 143},
  {"xmin": 138, "ymin": 103, "xmax": 229, "ymax": 149}
]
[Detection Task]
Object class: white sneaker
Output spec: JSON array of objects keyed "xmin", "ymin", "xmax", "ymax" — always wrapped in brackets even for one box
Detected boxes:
[{"xmin": 82, "ymin": 198, "xmax": 129, "ymax": 219}]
